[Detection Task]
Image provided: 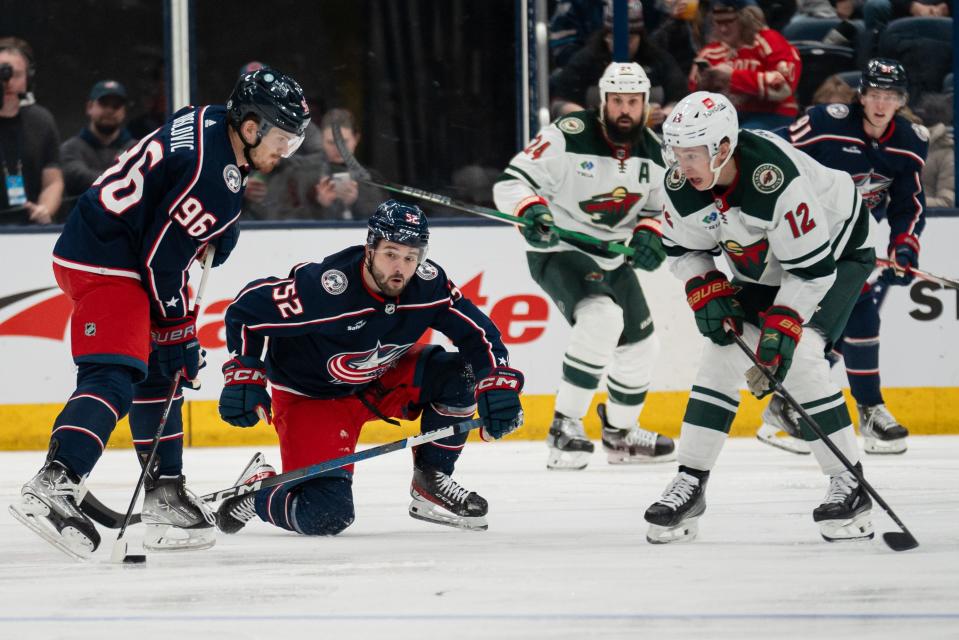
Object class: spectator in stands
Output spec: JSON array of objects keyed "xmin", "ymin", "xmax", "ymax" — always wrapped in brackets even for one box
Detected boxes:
[
  {"xmin": 864, "ymin": 0, "xmax": 950, "ymax": 37},
  {"xmin": 810, "ymin": 73, "xmax": 857, "ymax": 105},
  {"xmin": 60, "ymin": 80, "xmax": 136, "ymax": 198},
  {"xmin": 651, "ymin": 0, "xmax": 710, "ymax": 79},
  {"xmin": 0, "ymin": 37, "xmax": 62, "ymax": 225},
  {"xmin": 915, "ymin": 92, "xmax": 954, "ymax": 207},
  {"xmin": 549, "ymin": 0, "xmax": 606, "ymax": 68},
  {"xmin": 309, "ymin": 108, "xmax": 387, "ymax": 220},
  {"xmin": 550, "ymin": 0, "xmax": 685, "ymax": 127},
  {"xmin": 690, "ymin": 0, "xmax": 802, "ymax": 129}
]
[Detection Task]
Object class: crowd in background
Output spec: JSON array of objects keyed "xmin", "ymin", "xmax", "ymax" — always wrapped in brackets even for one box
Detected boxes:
[{"xmin": 0, "ymin": 0, "xmax": 953, "ymax": 226}]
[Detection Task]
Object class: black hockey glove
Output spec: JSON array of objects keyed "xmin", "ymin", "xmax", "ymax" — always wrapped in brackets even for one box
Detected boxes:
[
  {"xmin": 628, "ymin": 218, "xmax": 666, "ymax": 271},
  {"xmin": 517, "ymin": 196, "xmax": 559, "ymax": 249},
  {"xmin": 219, "ymin": 356, "xmax": 272, "ymax": 427},
  {"xmin": 475, "ymin": 366, "xmax": 525, "ymax": 442},
  {"xmin": 210, "ymin": 223, "xmax": 240, "ymax": 268},
  {"xmin": 746, "ymin": 305, "xmax": 803, "ymax": 398},
  {"xmin": 151, "ymin": 313, "xmax": 205, "ymax": 382},
  {"xmin": 879, "ymin": 233, "xmax": 919, "ymax": 286},
  {"xmin": 685, "ymin": 271, "xmax": 744, "ymax": 346}
]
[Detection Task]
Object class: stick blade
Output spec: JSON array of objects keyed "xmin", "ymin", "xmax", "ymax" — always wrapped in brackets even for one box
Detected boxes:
[
  {"xmin": 110, "ymin": 539, "xmax": 128, "ymax": 564},
  {"xmin": 882, "ymin": 531, "xmax": 919, "ymax": 552}
]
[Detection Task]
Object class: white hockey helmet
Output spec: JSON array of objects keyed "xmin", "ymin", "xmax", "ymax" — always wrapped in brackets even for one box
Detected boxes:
[
  {"xmin": 661, "ymin": 91, "xmax": 739, "ymax": 189},
  {"xmin": 598, "ymin": 62, "xmax": 651, "ymax": 121}
]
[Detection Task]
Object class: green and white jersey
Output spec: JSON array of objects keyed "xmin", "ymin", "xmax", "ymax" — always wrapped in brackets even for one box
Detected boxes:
[
  {"xmin": 493, "ymin": 110, "xmax": 667, "ymax": 270},
  {"xmin": 662, "ymin": 129, "xmax": 873, "ymax": 322}
]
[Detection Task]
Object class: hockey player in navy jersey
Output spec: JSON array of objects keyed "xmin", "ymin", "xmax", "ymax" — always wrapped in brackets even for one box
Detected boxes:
[
  {"xmin": 759, "ymin": 58, "xmax": 927, "ymax": 455},
  {"xmin": 215, "ymin": 201, "xmax": 524, "ymax": 535},
  {"xmin": 10, "ymin": 67, "xmax": 311, "ymax": 559}
]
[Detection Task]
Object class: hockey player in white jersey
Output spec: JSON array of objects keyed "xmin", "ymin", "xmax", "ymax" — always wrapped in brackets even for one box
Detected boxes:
[
  {"xmin": 493, "ymin": 62, "xmax": 674, "ymax": 470},
  {"xmin": 645, "ymin": 92, "xmax": 877, "ymax": 544}
]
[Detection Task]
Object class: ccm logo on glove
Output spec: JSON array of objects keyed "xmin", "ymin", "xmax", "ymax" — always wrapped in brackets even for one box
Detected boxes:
[
  {"xmin": 223, "ymin": 368, "xmax": 268, "ymax": 386},
  {"xmin": 477, "ymin": 375, "xmax": 522, "ymax": 392}
]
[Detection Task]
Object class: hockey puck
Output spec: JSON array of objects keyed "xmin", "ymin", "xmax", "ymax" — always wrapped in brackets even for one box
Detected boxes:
[{"xmin": 123, "ymin": 554, "xmax": 147, "ymax": 564}]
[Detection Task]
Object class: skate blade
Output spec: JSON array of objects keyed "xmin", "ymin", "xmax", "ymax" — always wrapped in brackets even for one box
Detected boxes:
[
  {"xmin": 605, "ymin": 449, "xmax": 677, "ymax": 465},
  {"xmin": 233, "ymin": 451, "xmax": 267, "ymax": 486},
  {"xmin": 646, "ymin": 517, "xmax": 700, "ymax": 544},
  {"xmin": 143, "ymin": 523, "xmax": 217, "ymax": 551},
  {"xmin": 408, "ymin": 499, "xmax": 488, "ymax": 531},
  {"xmin": 863, "ymin": 436, "xmax": 907, "ymax": 455},
  {"xmin": 547, "ymin": 448, "xmax": 591, "ymax": 470},
  {"xmin": 8, "ymin": 503, "xmax": 94, "ymax": 561},
  {"xmin": 756, "ymin": 424, "xmax": 810, "ymax": 455},
  {"xmin": 819, "ymin": 510, "xmax": 875, "ymax": 542}
]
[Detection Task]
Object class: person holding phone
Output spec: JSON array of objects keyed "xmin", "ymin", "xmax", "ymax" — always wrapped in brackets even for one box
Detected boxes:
[{"xmin": 313, "ymin": 108, "xmax": 387, "ymax": 220}]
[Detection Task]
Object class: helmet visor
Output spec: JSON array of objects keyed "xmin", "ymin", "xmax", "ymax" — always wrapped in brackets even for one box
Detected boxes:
[{"xmin": 261, "ymin": 125, "xmax": 307, "ymax": 158}]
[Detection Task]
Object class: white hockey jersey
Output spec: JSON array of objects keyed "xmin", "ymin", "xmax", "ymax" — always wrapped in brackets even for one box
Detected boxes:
[
  {"xmin": 662, "ymin": 129, "xmax": 874, "ymax": 322},
  {"xmin": 493, "ymin": 110, "xmax": 667, "ymax": 270}
]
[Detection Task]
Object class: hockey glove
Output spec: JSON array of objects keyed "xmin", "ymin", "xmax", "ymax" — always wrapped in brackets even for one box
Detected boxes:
[
  {"xmin": 517, "ymin": 196, "xmax": 559, "ymax": 249},
  {"xmin": 475, "ymin": 366, "xmax": 525, "ymax": 442},
  {"xmin": 628, "ymin": 218, "xmax": 666, "ymax": 271},
  {"xmin": 210, "ymin": 223, "xmax": 240, "ymax": 268},
  {"xmin": 880, "ymin": 233, "xmax": 919, "ymax": 286},
  {"xmin": 747, "ymin": 305, "xmax": 803, "ymax": 398},
  {"xmin": 219, "ymin": 356, "xmax": 272, "ymax": 428},
  {"xmin": 151, "ymin": 313, "xmax": 205, "ymax": 382},
  {"xmin": 685, "ymin": 271, "xmax": 744, "ymax": 346}
]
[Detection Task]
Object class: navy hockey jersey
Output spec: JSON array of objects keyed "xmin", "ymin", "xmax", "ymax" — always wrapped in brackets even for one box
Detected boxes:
[
  {"xmin": 224, "ymin": 246, "xmax": 510, "ymax": 398},
  {"xmin": 53, "ymin": 105, "xmax": 246, "ymax": 319},
  {"xmin": 782, "ymin": 102, "xmax": 928, "ymax": 241}
]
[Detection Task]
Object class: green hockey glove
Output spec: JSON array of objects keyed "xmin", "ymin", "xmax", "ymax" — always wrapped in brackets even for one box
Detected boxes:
[{"xmin": 684, "ymin": 271, "xmax": 744, "ymax": 346}]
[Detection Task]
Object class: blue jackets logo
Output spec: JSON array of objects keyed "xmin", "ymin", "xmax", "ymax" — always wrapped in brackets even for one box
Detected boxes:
[{"xmin": 327, "ymin": 341, "xmax": 413, "ymax": 384}]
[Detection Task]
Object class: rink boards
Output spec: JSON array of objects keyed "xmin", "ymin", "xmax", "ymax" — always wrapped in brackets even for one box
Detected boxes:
[{"xmin": 0, "ymin": 218, "xmax": 956, "ymax": 449}]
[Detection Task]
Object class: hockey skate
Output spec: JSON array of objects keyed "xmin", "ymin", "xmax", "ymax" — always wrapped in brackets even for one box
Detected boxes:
[
  {"xmin": 142, "ymin": 475, "xmax": 216, "ymax": 551},
  {"xmin": 409, "ymin": 464, "xmax": 488, "ymax": 531},
  {"xmin": 644, "ymin": 468, "xmax": 709, "ymax": 544},
  {"xmin": 546, "ymin": 413, "xmax": 594, "ymax": 470},
  {"xmin": 756, "ymin": 394, "xmax": 810, "ymax": 455},
  {"xmin": 858, "ymin": 404, "xmax": 908, "ymax": 455},
  {"xmin": 216, "ymin": 452, "xmax": 276, "ymax": 535},
  {"xmin": 597, "ymin": 403, "xmax": 675, "ymax": 464},
  {"xmin": 9, "ymin": 459, "xmax": 101, "ymax": 560},
  {"xmin": 813, "ymin": 466, "xmax": 874, "ymax": 542}
]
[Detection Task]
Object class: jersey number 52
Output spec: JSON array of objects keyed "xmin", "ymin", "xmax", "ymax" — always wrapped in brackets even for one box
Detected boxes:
[{"xmin": 273, "ymin": 282, "xmax": 304, "ymax": 319}]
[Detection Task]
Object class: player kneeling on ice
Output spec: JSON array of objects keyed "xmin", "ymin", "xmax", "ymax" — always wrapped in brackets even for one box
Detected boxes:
[
  {"xmin": 215, "ymin": 201, "xmax": 524, "ymax": 534},
  {"xmin": 493, "ymin": 62, "xmax": 674, "ymax": 471},
  {"xmin": 644, "ymin": 92, "xmax": 877, "ymax": 544}
]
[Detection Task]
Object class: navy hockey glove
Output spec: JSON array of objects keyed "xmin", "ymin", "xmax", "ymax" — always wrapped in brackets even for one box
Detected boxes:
[
  {"xmin": 475, "ymin": 367, "xmax": 525, "ymax": 442},
  {"xmin": 628, "ymin": 218, "xmax": 666, "ymax": 271},
  {"xmin": 219, "ymin": 356, "xmax": 272, "ymax": 427},
  {"xmin": 880, "ymin": 233, "xmax": 919, "ymax": 286},
  {"xmin": 210, "ymin": 223, "xmax": 239, "ymax": 268},
  {"xmin": 151, "ymin": 313, "xmax": 205, "ymax": 382},
  {"xmin": 747, "ymin": 305, "xmax": 803, "ymax": 398},
  {"xmin": 517, "ymin": 196, "xmax": 559, "ymax": 249},
  {"xmin": 685, "ymin": 271, "xmax": 744, "ymax": 346}
]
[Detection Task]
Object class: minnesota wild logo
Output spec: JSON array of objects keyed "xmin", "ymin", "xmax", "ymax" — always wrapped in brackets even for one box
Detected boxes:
[
  {"xmin": 722, "ymin": 237, "xmax": 769, "ymax": 280},
  {"xmin": 579, "ymin": 187, "xmax": 642, "ymax": 228}
]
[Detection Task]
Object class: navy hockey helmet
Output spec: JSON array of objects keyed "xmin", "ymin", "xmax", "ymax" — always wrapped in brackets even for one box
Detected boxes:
[
  {"xmin": 367, "ymin": 200, "xmax": 430, "ymax": 259},
  {"xmin": 227, "ymin": 66, "xmax": 310, "ymax": 152},
  {"xmin": 861, "ymin": 58, "xmax": 908, "ymax": 96}
]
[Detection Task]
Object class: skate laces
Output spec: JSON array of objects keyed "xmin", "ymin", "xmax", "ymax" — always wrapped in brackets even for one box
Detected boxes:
[
  {"xmin": 823, "ymin": 472, "xmax": 858, "ymax": 504},
  {"xmin": 228, "ymin": 494, "xmax": 258, "ymax": 523},
  {"xmin": 434, "ymin": 472, "xmax": 470, "ymax": 504},
  {"xmin": 40, "ymin": 465, "xmax": 85, "ymax": 499},
  {"xmin": 624, "ymin": 427, "xmax": 657, "ymax": 450},
  {"xmin": 658, "ymin": 473, "xmax": 699, "ymax": 509},
  {"xmin": 557, "ymin": 417, "xmax": 587, "ymax": 439},
  {"xmin": 868, "ymin": 405, "xmax": 898, "ymax": 433},
  {"xmin": 179, "ymin": 482, "xmax": 216, "ymax": 526}
]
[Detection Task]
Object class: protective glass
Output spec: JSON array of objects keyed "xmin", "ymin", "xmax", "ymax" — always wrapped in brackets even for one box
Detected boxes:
[{"xmin": 261, "ymin": 125, "xmax": 307, "ymax": 158}]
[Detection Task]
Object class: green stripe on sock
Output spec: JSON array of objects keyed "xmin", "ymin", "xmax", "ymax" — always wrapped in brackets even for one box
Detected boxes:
[
  {"xmin": 690, "ymin": 385, "xmax": 740, "ymax": 407},
  {"xmin": 684, "ymin": 397, "xmax": 737, "ymax": 433},
  {"xmin": 562, "ymin": 362, "xmax": 600, "ymax": 389},
  {"xmin": 798, "ymin": 403, "xmax": 852, "ymax": 439}
]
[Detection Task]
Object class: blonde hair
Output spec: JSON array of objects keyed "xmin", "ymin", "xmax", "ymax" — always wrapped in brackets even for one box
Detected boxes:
[
  {"xmin": 812, "ymin": 76, "xmax": 856, "ymax": 106},
  {"xmin": 739, "ymin": 6, "xmax": 766, "ymax": 44}
]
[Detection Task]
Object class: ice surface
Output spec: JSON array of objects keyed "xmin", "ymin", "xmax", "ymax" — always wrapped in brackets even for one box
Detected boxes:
[{"xmin": 2, "ymin": 437, "xmax": 957, "ymax": 639}]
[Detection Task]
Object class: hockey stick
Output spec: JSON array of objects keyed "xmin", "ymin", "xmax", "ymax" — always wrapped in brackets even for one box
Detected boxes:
[
  {"xmin": 724, "ymin": 320, "xmax": 918, "ymax": 552},
  {"xmin": 875, "ymin": 258, "xmax": 959, "ymax": 290},
  {"xmin": 199, "ymin": 418, "xmax": 485, "ymax": 504},
  {"xmin": 330, "ymin": 125, "xmax": 636, "ymax": 259},
  {"xmin": 109, "ymin": 247, "xmax": 216, "ymax": 564}
]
